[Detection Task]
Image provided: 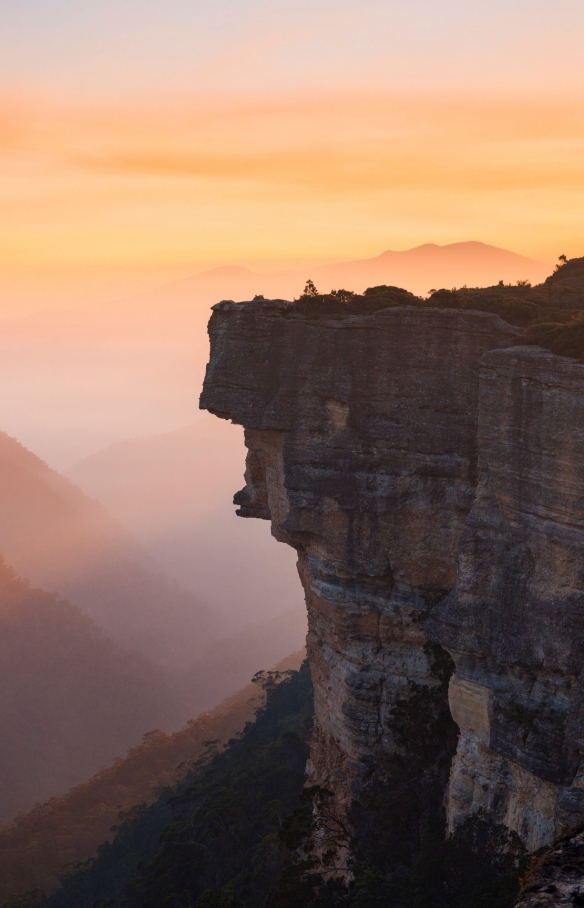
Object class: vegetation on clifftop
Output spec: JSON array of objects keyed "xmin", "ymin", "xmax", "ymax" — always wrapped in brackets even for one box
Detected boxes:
[{"xmin": 291, "ymin": 255, "xmax": 584, "ymax": 362}]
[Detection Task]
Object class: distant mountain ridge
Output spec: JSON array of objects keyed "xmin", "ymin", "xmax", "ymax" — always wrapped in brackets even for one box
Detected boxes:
[
  {"xmin": 307, "ymin": 241, "xmax": 550, "ymax": 295},
  {"xmin": 138, "ymin": 241, "xmax": 550, "ymax": 305}
]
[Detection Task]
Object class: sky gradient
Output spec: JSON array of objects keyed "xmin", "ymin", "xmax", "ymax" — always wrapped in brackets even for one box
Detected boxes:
[{"xmin": 2, "ymin": 0, "xmax": 584, "ymax": 293}]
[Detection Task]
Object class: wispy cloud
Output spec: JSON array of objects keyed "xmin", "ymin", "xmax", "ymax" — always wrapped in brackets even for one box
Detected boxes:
[{"xmin": 1, "ymin": 92, "xmax": 584, "ymax": 266}]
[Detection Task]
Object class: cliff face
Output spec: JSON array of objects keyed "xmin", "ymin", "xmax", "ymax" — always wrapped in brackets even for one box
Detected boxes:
[
  {"xmin": 514, "ymin": 824, "xmax": 584, "ymax": 907},
  {"xmin": 201, "ymin": 301, "xmax": 515, "ymax": 807},
  {"xmin": 427, "ymin": 347, "xmax": 584, "ymax": 850},
  {"xmin": 200, "ymin": 298, "xmax": 584, "ymax": 853}
]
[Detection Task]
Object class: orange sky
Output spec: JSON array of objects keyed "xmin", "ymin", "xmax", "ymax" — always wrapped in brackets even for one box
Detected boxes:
[{"xmin": 2, "ymin": 0, "xmax": 584, "ymax": 302}]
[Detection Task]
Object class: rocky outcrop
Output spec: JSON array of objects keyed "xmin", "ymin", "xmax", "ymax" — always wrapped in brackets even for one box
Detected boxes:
[
  {"xmin": 514, "ymin": 824, "xmax": 584, "ymax": 906},
  {"xmin": 427, "ymin": 347, "xmax": 584, "ymax": 850},
  {"xmin": 200, "ymin": 297, "xmax": 584, "ymax": 854},
  {"xmin": 200, "ymin": 300, "xmax": 517, "ymax": 806}
]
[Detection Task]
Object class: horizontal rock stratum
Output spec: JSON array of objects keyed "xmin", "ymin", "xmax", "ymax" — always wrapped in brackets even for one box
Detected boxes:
[{"xmin": 200, "ymin": 298, "xmax": 584, "ymax": 853}]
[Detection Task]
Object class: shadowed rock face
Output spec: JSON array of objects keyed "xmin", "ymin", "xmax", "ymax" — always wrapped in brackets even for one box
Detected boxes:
[
  {"xmin": 427, "ymin": 347, "xmax": 584, "ymax": 850},
  {"xmin": 200, "ymin": 297, "xmax": 584, "ymax": 854},
  {"xmin": 200, "ymin": 299, "xmax": 519, "ymax": 812}
]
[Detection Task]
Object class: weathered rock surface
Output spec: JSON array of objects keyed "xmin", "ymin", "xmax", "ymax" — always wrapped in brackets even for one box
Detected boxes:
[
  {"xmin": 428, "ymin": 347, "xmax": 584, "ymax": 850},
  {"xmin": 200, "ymin": 298, "xmax": 584, "ymax": 854},
  {"xmin": 200, "ymin": 299, "xmax": 519, "ymax": 809},
  {"xmin": 514, "ymin": 824, "xmax": 584, "ymax": 906}
]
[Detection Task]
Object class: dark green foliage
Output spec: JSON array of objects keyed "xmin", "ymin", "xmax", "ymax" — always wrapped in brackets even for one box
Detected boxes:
[
  {"xmin": 193, "ymin": 891, "xmax": 243, "ymax": 907},
  {"xmin": 289, "ymin": 284, "xmax": 420, "ymax": 319},
  {"xmin": 289, "ymin": 255, "xmax": 584, "ymax": 359},
  {"xmin": 406, "ymin": 811, "xmax": 526, "ymax": 908},
  {"xmin": 425, "ymin": 286, "xmax": 543, "ymax": 326},
  {"xmin": 525, "ymin": 317, "xmax": 584, "ymax": 359},
  {"xmin": 126, "ymin": 724, "xmax": 310, "ymax": 908},
  {"xmin": 500, "ymin": 701, "xmax": 540, "ymax": 729},
  {"xmin": 34, "ymin": 657, "xmax": 526, "ymax": 908},
  {"xmin": 37, "ymin": 663, "xmax": 313, "ymax": 908},
  {"xmin": 302, "ymin": 280, "xmax": 319, "ymax": 298}
]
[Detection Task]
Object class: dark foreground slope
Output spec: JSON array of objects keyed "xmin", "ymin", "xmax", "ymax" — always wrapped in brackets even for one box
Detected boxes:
[
  {"xmin": 0, "ymin": 429, "xmax": 306, "ymax": 825},
  {"xmin": 26, "ymin": 662, "xmax": 527, "ymax": 908},
  {"xmin": 32, "ymin": 663, "xmax": 313, "ymax": 908},
  {"xmin": 0, "ymin": 652, "xmax": 302, "ymax": 906}
]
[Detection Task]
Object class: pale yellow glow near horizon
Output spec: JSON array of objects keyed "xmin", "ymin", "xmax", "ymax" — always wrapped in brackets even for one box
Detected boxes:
[
  {"xmin": 3, "ymin": 0, "xmax": 584, "ymax": 295},
  {"xmin": 2, "ymin": 89, "xmax": 584, "ymax": 280}
]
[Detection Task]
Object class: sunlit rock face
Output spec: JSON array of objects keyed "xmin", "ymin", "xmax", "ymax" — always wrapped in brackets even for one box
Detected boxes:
[
  {"xmin": 427, "ymin": 347, "xmax": 584, "ymax": 851},
  {"xmin": 200, "ymin": 299, "xmax": 519, "ymax": 814}
]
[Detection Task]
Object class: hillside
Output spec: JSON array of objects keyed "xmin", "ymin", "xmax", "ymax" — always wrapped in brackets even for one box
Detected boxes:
[
  {"xmin": 0, "ymin": 652, "xmax": 303, "ymax": 906},
  {"xmin": 0, "ymin": 438, "xmax": 305, "ymax": 822},
  {"xmin": 0, "ymin": 558, "xmax": 180, "ymax": 822},
  {"xmin": 0, "ymin": 425, "xmax": 306, "ymax": 727},
  {"xmin": 0, "ymin": 430, "xmax": 218, "ymax": 675}
]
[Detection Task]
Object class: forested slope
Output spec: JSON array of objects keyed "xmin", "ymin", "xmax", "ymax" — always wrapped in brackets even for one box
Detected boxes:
[{"xmin": 0, "ymin": 653, "xmax": 303, "ymax": 905}]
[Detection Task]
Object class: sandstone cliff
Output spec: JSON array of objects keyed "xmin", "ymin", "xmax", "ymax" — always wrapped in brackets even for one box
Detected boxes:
[
  {"xmin": 200, "ymin": 297, "xmax": 584, "ymax": 858},
  {"xmin": 200, "ymin": 301, "xmax": 513, "ymax": 808},
  {"xmin": 514, "ymin": 823, "xmax": 584, "ymax": 906},
  {"xmin": 427, "ymin": 346, "xmax": 584, "ymax": 850}
]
